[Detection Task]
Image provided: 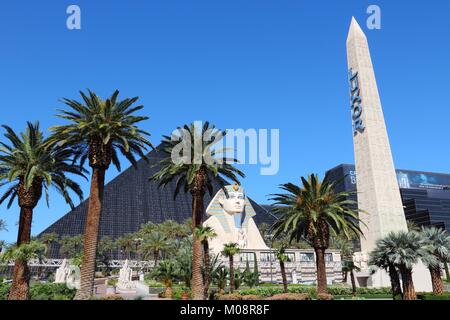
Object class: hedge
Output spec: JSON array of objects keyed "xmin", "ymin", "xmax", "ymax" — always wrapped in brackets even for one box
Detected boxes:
[
  {"xmin": 0, "ymin": 283, "xmax": 76, "ymax": 300},
  {"xmin": 417, "ymin": 293, "xmax": 450, "ymax": 300},
  {"xmin": 239, "ymin": 285, "xmax": 391, "ymax": 298}
]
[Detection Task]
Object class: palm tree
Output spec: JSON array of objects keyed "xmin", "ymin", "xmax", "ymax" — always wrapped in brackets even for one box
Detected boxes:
[
  {"xmin": 59, "ymin": 235, "xmax": 84, "ymax": 259},
  {"xmin": 195, "ymin": 225, "xmax": 217, "ymax": 299},
  {"xmin": 97, "ymin": 236, "xmax": 115, "ymax": 275},
  {"xmin": 331, "ymin": 236, "xmax": 354, "ymax": 282},
  {"xmin": 341, "ymin": 260, "xmax": 360, "ymax": 294},
  {"xmin": 270, "ymin": 174, "xmax": 363, "ymax": 294},
  {"xmin": 222, "ymin": 242, "xmax": 240, "ymax": 293},
  {"xmin": 37, "ymin": 232, "xmax": 59, "ymax": 279},
  {"xmin": 141, "ymin": 232, "xmax": 169, "ymax": 267},
  {"xmin": 154, "ymin": 260, "xmax": 177, "ymax": 299},
  {"xmin": 421, "ymin": 226, "xmax": 450, "ymax": 295},
  {"xmin": 151, "ymin": 122, "xmax": 244, "ymax": 300},
  {"xmin": 213, "ymin": 266, "xmax": 229, "ymax": 295},
  {"xmin": 49, "ymin": 90, "xmax": 153, "ymax": 299},
  {"xmin": 275, "ymin": 246, "xmax": 289, "ymax": 293},
  {"xmin": 369, "ymin": 243, "xmax": 403, "ymax": 299},
  {"xmin": 0, "ymin": 122, "xmax": 84, "ymax": 300},
  {"xmin": 115, "ymin": 234, "xmax": 136, "ymax": 260},
  {"xmin": 372, "ymin": 231, "xmax": 429, "ymax": 300}
]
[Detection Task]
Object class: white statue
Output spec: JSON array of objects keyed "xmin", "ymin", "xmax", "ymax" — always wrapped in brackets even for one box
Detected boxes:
[
  {"xmin": 291, "ymin": 269, "xmax": 298, "ymax": 284},
  {"xmin": 117, "ymin": 260, "xmax": 135, "ymax": 291},
  {"xmin": 54, "ymin": 259, "xmax": 80, "ymax": 289},
  {"xmin": 203, "ymin": 184, "xmax": 269, "ymax": 254},
  {"xmin": 55, "ymin": 259, "xmax": 70, "ymax": 283}
]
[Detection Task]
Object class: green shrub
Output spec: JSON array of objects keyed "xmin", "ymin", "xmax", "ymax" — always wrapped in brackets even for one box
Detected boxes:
[
  {"xmin": 0, "ymin": 283, "xmax": 11, "ymax": 300},
  {"xmin": 417, "ymin": 293, "xmax": 450, "ymax": 300},
  {"xmin": 29, "ymin": 283, "xmax": 76, "ymax": 300}
]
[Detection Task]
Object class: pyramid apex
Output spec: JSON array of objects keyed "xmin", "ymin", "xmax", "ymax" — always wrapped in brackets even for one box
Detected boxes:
[{"xmin": 347, "ymin": 17, "xmax": 367, "ymax": 43}]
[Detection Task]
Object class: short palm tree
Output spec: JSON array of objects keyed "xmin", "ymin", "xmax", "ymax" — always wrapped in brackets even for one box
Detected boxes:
[
  {"xmin": 222, "ymin": 242, "xmax": 240, "ymax": 293},
  {"xmin": 270, "ymin": 174, "xmax": 363, "ymax": 294},
  {"xmin": 275, "ymin": 246, "xmax": 289, "ymax": 293},
  {"xmin": 0, "ymin": 122, "xmax": 84, "ymax": 300},
  {"xmin": 115, "ymin": 234, "xmax": 136, "ymax": 260},
  {"xmin": 151, "ymin": 122, "xmax": 244, "ymax": 300},
  {"xmin": 372, "ymin": 231, "xmax": 429, "ymax": 300},
  {"xmin": 421, "ymin": 226, "xmax": 450, "ymax": 295},
  {"xmin": 141, "ymin": 232, "xmax": 169, "ymax": 266},
  {"xmin": 213, "ymin": 266, "xmax": 229, "ymax": 295},
  {"xmin": 154, "ymin": 260, "xmax": 177, "ymax": 299},
  {"xmin": 58, "ymin": 235, "xmax": 84, "ymax": 259},
  {"xmin": 49, "ymin": 90, "xmax": 153, "ymax": 299},
  {"xmin": 195, "ymin": 225, "xmax": 217, "ymax": 299},
  {"xmin": 341, "ymin": 260, "xmax": 360, "ymax": 294},
  {"xmin": 369, "ymin": 243, "xmax": 403, "ymax": 299},
  {"xmin": 331, "ymin": 236, "xmax": 354, "ymax": 282}
]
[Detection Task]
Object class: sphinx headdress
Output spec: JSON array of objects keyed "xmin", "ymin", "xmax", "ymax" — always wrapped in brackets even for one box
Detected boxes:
[{"xmin": 205, "ymin": 184, "xmax": 256, "ymax": 233}]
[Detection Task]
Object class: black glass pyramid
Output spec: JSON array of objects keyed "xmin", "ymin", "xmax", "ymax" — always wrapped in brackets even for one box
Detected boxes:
[{"xmin": 40, "ymin": 148, "xmax": 276, "ymax": 257}]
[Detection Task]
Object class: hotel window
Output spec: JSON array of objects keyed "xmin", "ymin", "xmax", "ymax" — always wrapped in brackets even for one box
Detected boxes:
[
  {"xmin": 300, "ymin": 253, "xmax": 314, "ymax": 262},
  {"xmin": 286, "ymin": 253, "xmax": 295, "ymax": 262},
  {"xmin": 239, "ymin": 252, "xmax": 255, "ymax": 262},
  {"xmin": 260, "ymin": 252, "xmax": 275, "ymax": 262},
  {"xmin": 325, "ymin": 253, "xmax": 333, "ymax": 262}
]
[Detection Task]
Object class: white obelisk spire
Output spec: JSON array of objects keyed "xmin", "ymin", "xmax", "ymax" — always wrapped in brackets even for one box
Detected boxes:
[{"xmin": 346, "ymin": 17, "xmax": 408, "ymax": 254}]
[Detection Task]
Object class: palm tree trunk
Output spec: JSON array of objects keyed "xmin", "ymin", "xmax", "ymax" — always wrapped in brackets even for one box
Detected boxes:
[
  {"xmin": 229, "ymin": 255, "xmax": 235, "ymax": 293},
  {"xmin": 75, "ymin": 167, "xmax": 105, "ymax": 300},
  {"xmin": 314, "ymin": 247, "xmax": 328, "ymax": 294},
  {"xmin": 350, "ymin": 270, "xmax": 356, "ymax": 294},
  {"xmin": 203, "ymin": 241, "xmax": 211, "ymax": 300},
  {"xmin": 191, "ymin": 192, "xmax": 205, "ymax": 300},
  {"xmin": 443, "ymin": 261, "xmax": 450, "ymax": 282},
  {"xmin": 280, "ymin": 261, "xmax": 288, "ymax": 293},
  {"xmin": 400, "ymin": 267, "xmax": 416, "ymax": 300},
  {"xmin": 429, "ymin": 266, "xmax": 444, "ymax": 295},
  {"xmin": 388, "ymin": 264, "xmax": 402, "ymax": 298},
  {"xmin": 8, "ymin": 206, "xmax": 33, "ymax": 300}
]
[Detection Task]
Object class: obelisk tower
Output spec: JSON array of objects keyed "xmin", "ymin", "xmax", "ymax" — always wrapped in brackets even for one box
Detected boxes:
[{"xmin": 346, "ymin": 17, "xmax": 408, "ymax": 254}]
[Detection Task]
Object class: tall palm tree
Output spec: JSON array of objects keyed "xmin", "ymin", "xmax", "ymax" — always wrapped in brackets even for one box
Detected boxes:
[
  {"xmin": 222, "ymin": 242, "xmax": 240, "ymax": 293},
  {"xmin": 195, "ymin": 225, "xmax": 217, "ymax": 299},
  {"xmin": 49, "ymin": 90, "xmax": 153, "ymax": 299},
  {"xmin": 275, "ymin": 246, "xmax": 289, "ymax": 293},
  {"xmin": 0, "ymin": 122, "xmax": 84, "ymax": 300},
  {"xmin": 270, "ymin": 174, "xmax": 363, "ymax": 294},
  {"xmin": 421, "ymin": 226, "xmax": 450, "ymax": 295},
  {"xmin": 372, "ymin": 231, "xmax": 429, "ymax": 300},
  {"xmin": 151, "ymin": 122, "xmax": 244, "ymax": 300}
]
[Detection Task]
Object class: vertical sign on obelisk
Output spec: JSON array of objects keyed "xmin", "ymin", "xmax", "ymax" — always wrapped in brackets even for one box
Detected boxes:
[{"xmin": 346, "ymin": 17, "xmax": 408, "ymax": 257}]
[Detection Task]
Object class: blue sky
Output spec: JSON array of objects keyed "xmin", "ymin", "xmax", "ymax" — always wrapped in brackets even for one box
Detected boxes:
[{"xmin": 1, "ymin": 0, "xmax": 449, "ymax": 243}]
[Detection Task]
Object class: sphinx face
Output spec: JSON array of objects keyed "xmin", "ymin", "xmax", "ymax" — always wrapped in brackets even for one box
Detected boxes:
[{"xmin": 219, "ymin": 191, "xmax": 245, "ymax": 214}]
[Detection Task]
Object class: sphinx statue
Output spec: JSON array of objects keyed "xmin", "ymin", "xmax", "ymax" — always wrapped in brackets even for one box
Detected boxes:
[{"xmin": 203, "ymin": 184, "xmax": 269, "ymax": 254}]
